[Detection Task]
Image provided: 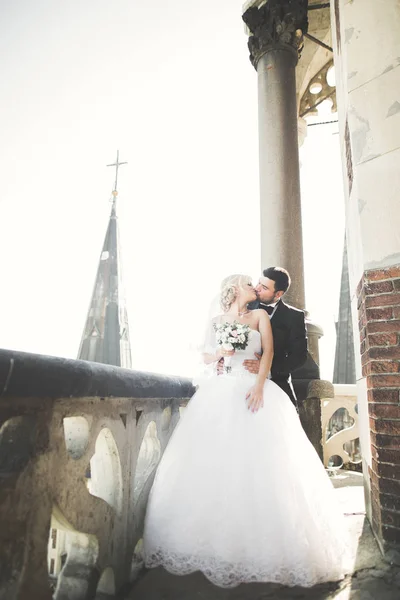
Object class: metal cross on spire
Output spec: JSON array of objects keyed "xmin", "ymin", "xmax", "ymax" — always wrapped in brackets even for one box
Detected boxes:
[{"xmin": 107, "ymin": 150, "xmax": 127, "ymax": 196}]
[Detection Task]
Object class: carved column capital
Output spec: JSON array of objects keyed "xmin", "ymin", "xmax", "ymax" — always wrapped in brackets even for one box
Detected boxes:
[{"xmin": 242, "ymin": 0, "xmax": 309, "ymax": 69}]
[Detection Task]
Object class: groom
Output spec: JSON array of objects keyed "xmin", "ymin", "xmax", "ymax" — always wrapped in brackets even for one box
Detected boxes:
[{"xmin": 244, "ymin": 267, "xmax": 308, "ymax": 407}]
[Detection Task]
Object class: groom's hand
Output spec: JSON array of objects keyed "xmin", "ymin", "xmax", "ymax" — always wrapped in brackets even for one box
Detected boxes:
[{"xmin": 243, "ymin": 353, "xmax": 261, "ymax": 374}]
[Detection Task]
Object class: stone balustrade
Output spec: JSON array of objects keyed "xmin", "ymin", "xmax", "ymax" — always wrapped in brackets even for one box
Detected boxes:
[
  {"xmin": 305, "ymin": 380, "xmax": 360, "ymax": 469},
  {"xmin": 0, "ymin": 348, "xmax": 194, "ymax": 600},
  {"xmin": 323, "ymin": 383, "xmax": 360, "ymax": 469}
]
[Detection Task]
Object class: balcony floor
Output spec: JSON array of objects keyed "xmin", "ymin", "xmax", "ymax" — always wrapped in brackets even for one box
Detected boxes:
[{"xmin": 127, "ymin": 471, "xmax": 400, "ymax": 600}]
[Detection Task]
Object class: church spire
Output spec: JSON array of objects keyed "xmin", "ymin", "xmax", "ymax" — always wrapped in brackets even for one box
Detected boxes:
[
  {"xmin": 77, "ymin": 152, "xmax": 132, "ymax": 368},
  {"xmin": 333, "ymin": 235, "xmax": 356, "ymax": 384}
]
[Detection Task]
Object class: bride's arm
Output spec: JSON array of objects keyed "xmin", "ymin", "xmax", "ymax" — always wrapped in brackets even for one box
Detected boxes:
[
  {"xmin": 256, "ymin": 310, "xmax": 274, "ymax": 384},
  {"xmin": 246, "ymin": 310, "xmax": 274, "ymax": 412}
]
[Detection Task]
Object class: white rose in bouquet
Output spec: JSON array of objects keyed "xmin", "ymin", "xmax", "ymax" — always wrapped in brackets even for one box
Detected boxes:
[{"xmin": 213, "ymin": 320, "xmax": 252, "ymax": 373}]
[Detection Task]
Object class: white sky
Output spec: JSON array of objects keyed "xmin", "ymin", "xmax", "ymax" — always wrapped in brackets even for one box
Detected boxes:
[{"xmin": 0, "ymin": 0, "xmax": 345, "ymax": 381}]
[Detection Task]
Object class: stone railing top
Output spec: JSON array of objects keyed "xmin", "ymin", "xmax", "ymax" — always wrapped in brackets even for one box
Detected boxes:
[
  {"xmin": 333, "ymin": 383, "xmax": 357, "ymax": 397},
  {"xmin": 0, "ymin": 348, "xmax": 194, "ymax": 400}
]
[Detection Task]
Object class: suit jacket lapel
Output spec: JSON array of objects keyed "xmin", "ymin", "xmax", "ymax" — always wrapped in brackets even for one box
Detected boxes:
[{"xmin": 270, "ymin": 299, "xmax": 284, "ymax": 321}]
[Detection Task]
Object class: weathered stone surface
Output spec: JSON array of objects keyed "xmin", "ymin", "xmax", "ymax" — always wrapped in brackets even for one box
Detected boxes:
[
  {"xmin": 0, "ymin": 348, "xmax": 194, "ymax": 600},
  {"xmin": 127, "ymin": 565, "xmax": 400, "ymax": 599},
  {"xmin": 307, "ymin": 379, "xmax": 335, "ymax": 400}
]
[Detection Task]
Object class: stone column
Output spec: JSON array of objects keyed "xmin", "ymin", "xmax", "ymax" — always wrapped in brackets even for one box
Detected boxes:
[{"xmin": 242, "ymin": 0, "xmax": 308, "ymax": 309}]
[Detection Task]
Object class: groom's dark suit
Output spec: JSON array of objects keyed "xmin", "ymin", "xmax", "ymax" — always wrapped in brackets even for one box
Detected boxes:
[{"xmin": 249, "ymin": 299, "xmax": 308, "ymax": 406}]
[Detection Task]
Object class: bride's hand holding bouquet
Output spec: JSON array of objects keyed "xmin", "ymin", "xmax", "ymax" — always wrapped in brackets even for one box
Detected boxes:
[{"xmin": 213, "ymin": 321, "xmax": 251, "ymax": 373}]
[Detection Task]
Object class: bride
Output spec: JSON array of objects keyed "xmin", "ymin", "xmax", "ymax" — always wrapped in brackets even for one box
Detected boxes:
[{"xmin": 143, "ymin": 274, "xmax": 348, "ymax": 588}]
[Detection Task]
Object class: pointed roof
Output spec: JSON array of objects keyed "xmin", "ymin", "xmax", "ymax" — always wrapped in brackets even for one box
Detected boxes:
[
  {"xmin": 77, "ymin": 154, "xmax": 131, "ymax": 368},
  {"xmin": 333, "ymin": 236, "xmax": 356, "ymax": 384}
]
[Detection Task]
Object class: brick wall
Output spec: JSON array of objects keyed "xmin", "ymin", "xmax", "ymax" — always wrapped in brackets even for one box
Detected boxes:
[{"xmin": 358, "ymin": 265, "xmax": 400, "ymax": 549}]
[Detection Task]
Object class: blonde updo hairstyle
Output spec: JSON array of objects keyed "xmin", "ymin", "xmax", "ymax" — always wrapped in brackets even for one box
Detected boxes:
[{"xmin": 220, "ymin": 274, "xmax": 252, "ymax": 313}]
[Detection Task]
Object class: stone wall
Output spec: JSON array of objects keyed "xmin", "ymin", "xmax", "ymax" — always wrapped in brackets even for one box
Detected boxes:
[
  {"xmin": 0, "ymin": 349, "xmax": 194, "ymax": 600},
  {"xmin": 331, "ymin": 0, "xmax": 400, "ymax": 552}
]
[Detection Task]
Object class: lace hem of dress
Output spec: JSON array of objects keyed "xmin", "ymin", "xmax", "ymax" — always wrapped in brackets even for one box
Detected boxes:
[{"xmin": 145, "ymin": 549, "xmax": 346, "ymax": 589}]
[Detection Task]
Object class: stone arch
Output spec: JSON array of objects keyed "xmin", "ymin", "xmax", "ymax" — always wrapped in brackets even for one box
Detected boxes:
[
  {"xmin": 324, "ymin": 402, "xmax": 360, "ymax": 468},
  {"xmin": 133, "ymin": 421, "xmax": 161, "ymax": 505},
  {"xmin": 88, "ymin": 427, "xmax": 123, "ymax": 514},
  {"xmin": 326, "ymin": 407, "xmax": 355, "ymax": 441}
]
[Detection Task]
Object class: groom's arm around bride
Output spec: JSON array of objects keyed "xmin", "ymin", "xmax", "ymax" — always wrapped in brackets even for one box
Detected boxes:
[{"xmin": 244, "ymin": 267, "xmax": 308, "ymax": 407}]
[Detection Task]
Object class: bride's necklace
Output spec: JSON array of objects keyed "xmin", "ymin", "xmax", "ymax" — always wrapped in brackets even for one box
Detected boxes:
[{"xmin": 238, "ymin": 309, "xmax": 250, "ymax": 317}]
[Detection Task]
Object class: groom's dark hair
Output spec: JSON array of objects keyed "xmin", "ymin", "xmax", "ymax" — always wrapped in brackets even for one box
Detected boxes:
[{"xmin": 263, "ymin": 267, "xmax": 291, "ymax": 294}]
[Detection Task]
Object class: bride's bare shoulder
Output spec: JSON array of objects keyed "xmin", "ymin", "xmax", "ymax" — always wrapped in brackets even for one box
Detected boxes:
[
  {"xmin": 251, "ymin": 308, "xmax": 268, "ymax": 320},
  {"xmin": 251, "ymin": 309, "xmax": 270, "ymax": 329}
]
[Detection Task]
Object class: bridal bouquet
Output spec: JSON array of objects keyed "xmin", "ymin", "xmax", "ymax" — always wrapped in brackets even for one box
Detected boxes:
[{"xmin": 213, "ymin": 321, "xmax": 252, "ymax": 373}]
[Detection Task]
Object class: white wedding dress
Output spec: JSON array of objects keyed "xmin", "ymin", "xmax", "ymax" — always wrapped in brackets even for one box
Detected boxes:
[{"xmin": 143, "ymin": 329, "xmax": 348, "ymax": 588}]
